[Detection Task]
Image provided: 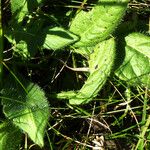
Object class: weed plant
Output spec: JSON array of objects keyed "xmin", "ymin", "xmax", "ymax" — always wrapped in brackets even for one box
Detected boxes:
[{"xmin": 0, "ymin": 0, "xmax": 150, "ymax": 149}]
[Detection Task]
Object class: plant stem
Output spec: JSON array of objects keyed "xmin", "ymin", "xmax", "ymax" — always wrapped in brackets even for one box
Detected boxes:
[
  {"xmin": 135, "ymin": 115, "xmax": 150, "ymax": 150},
  {"xmin": 135, "ymin": 87, "xmax": 149, "ymax": 150},
  {"xmin": 0, "ymin": 0, "xmax": 3, "ymax": 87}
]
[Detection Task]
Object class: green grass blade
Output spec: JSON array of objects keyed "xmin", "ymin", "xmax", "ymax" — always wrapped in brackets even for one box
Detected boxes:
[{"xmin": 135, "ymin": 115, "xmax": 150, "ymax": 150}]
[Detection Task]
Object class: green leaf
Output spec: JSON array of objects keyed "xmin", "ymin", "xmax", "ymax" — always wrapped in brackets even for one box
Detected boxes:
[
  {"xmin": 42, "ymin": 27, "xmax": 79, "ymax": 50},
  {"xmin": 5, "ymin": 26, "xmax": 79, "ymax": 59},
  {"xmin": 11, "ymin": 0, "xmax": 28, "ymax": 22},
  {"xmin": 70, "ymin": 0, "xmax": 128, "ymax": 47},
  {"xmin": 14, "ymin": 40, "xmax": 30, "ymax": 58},
  {"xmin": 72, "ymin": 46, "xmax": 94, "ymax": 57},
  {"xmin": 115, "ymin": 33, "xmax": 150, "ymax": 88},
  {"xmin": 5, "ymin": 17, "xmax": 45, "ymax": 59},
  {"xmin": 69, "ymin": 38, "xmax": 116, "ymax": 105},
  {"xmin": 0, "ymin": 121, "xmax": 22, "ymax": 150},
  {"xmin": 5, "ymin": 29, "xmax": 36, "ymax": 59},
  {"xmin": 1, "ymin": 77, "xmax": 50, "ymax": 147},
  {"xmin": 11, "ymin": 0, "xmax": 43, "ymax": 22}
]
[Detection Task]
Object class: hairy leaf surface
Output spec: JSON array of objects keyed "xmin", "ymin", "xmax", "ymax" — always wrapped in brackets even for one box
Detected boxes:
[
  {"xmin": 1, "ymin": 77, "xmax": 49, "ymax": 147},
  {"xmin": 0, "ymin": 121, "xmax": 22, "ymax": 150},
  {"xmin": 115, "ymin": 33, "xmax": 150, "ymax": 88},
  {"xmin": 70, "ymin": 0, "xmax": 128, "ymax": 47},
  {"xmin": 69, "ymin": 38, "xmax": 116, "ymax": 105}
]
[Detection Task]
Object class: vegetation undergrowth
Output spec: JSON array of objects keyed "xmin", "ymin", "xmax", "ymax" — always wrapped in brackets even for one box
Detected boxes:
[{"xmin": 0, "ymin": 0, "xmax": 150, "ymax": 149}]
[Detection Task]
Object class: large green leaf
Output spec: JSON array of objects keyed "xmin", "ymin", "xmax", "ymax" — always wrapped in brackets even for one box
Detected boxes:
[
  {"xmin": 1, "ymin": 77, "xmax": 50, "ymax": 147},
  {"xmin": 69, "ymin": 38, "xmax": 116, "ymax": 105},
  {"xmin": 70, "ymin": 0, "xmax": 128, "ymax": 47},
  {"xmin": 0, "ymin": 121, "xmax": 22, "ymax": 150},
  {"xmin": 115, "ymin": 33, "xmax": 150, "ymax": 88},
  {"xmin": 8, "ymin": 0, "xmax": 45, "ymax": 59},
  {"xmin": 54, "ymin": 38, "xmax": 115, "ymax": 105},
  {"xmin": 5, "ymin": 26, "xmax": 79, "ymax": 59},
  {"xmin": 42, "ymin": 27, "xmax": 79, "ymax": 50}
]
